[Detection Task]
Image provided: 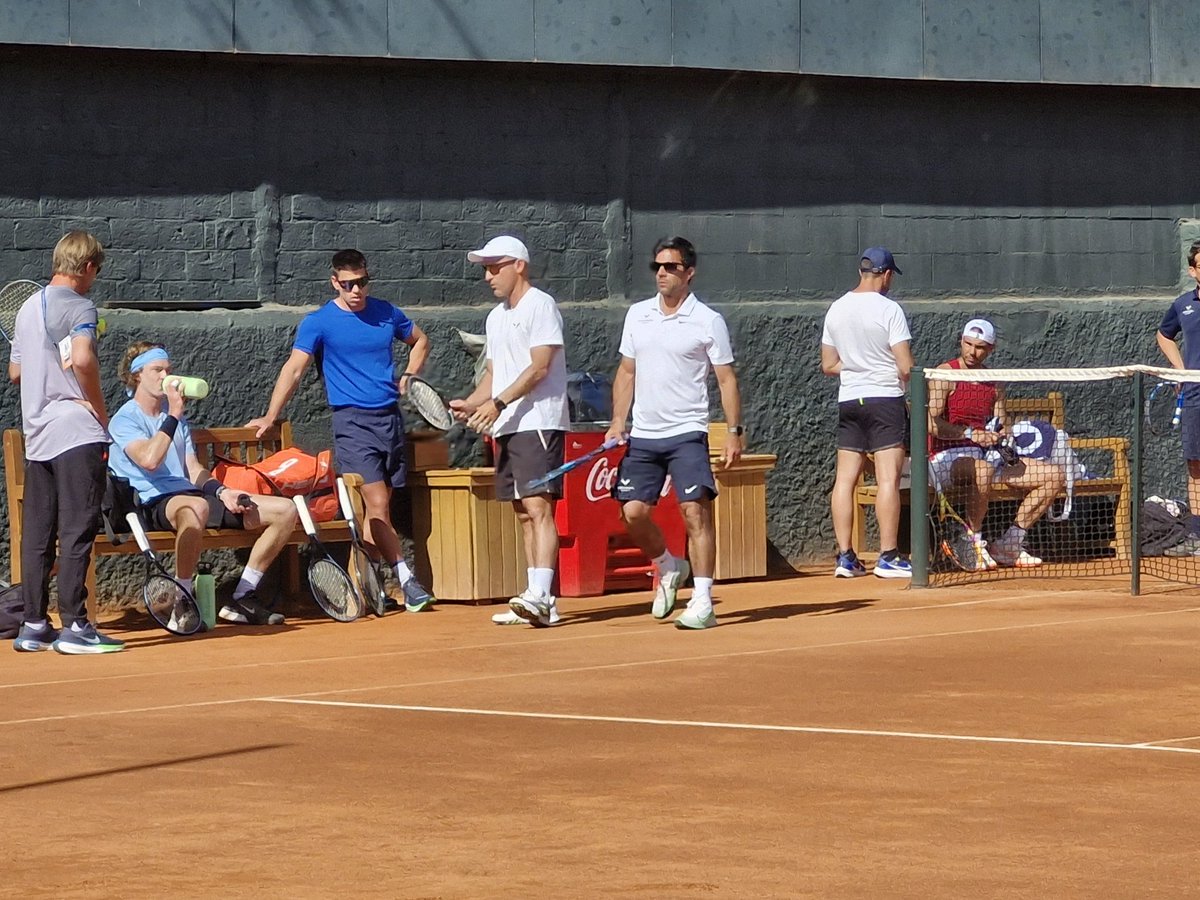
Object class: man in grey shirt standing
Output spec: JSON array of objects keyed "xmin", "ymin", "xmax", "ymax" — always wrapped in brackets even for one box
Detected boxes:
[{"xmin": 9, "ymin": 230, "xmax": 125, "ymax": 654}]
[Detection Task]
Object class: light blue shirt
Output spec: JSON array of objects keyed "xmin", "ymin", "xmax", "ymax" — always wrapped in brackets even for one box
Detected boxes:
[{"xmin": 108, "ymin": 398, "xmax": 197, "ymax": 504}]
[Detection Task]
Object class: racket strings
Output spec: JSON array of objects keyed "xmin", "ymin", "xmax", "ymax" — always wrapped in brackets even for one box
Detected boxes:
[
  {"xmin": 309, "ymin": 558, "xmax": 361, "ymax": 620},
  {"xmin": 407, "ymin": 379, "xmax": 454, "ymax": 430},
  {"xmin": 145, "ymin": 574, "xmax": 199, "ymax": 633},
  {"xmin": 0, "ymin": 280, "xmax": 38, "ymax": 337}
]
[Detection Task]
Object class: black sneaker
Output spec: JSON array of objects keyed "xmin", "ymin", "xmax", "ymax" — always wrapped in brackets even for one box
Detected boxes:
[{"xmin": 219, "ymin": 591, "xmax": 285, "ymax": 625}]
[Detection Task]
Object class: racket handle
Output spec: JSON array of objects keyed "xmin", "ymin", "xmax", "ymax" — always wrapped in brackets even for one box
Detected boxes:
[
  {"xmin": 336, "ymin": 477, "xmax": 354, "ymax": 524},
  {"xmin": 292, "ymin": 494, "xmax": 318, "ymax": 537},
  {"xmin": 1173, "ymin": 395, "xmax": 1184, "ymax": 427},
  {"xmin": 125, "ymin": 512, "xmax": 152, "ymax": 553}
]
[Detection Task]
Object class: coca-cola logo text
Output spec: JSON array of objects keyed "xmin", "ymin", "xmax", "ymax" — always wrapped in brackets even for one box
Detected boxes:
[{"xmin": 585, "ymin": 456, "xmax": 671, "ymax": 503}]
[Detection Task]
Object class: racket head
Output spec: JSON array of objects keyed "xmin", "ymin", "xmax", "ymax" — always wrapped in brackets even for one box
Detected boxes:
[
  {"xmin": 349, "ymin": 543, "xmax": 387, "ymax": 617},
  {"xmin": 931, "ymin": 491, "xmax": 978, "ymax": 573},
  {"xmin": 143, "ymin": 572, "xmax": 203, "ymax": 635},
  {"xmin": 406, "ymin": 377, "xmax": 454, "ymax": 431},
  {"xmin": 1145, "ymin": 382, "xmax": 1177, "ymax": 436},
  {"xmin": 0, "ymin": 279, "xmax": 41, "ymax": 342},
  {"xmin": 307, "ymin": 557, "xmax": 363, "ymax": 622}
]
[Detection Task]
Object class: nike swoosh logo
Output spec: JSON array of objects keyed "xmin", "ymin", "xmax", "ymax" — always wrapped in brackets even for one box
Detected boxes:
[{"xmin": 685, "ymin": 485, "xmax": 698, "ymax": 494}]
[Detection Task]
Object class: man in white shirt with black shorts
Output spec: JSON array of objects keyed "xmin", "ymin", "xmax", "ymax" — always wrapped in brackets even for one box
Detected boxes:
[
  {"xmin": 453, "ymin": 236, "xmax": 570, "ymax": 627},
  {"xmin": 821, "ymin": 246, "xmax": 914, "ymax": 579},
  {"xmin": 605, "ymin": 236, "xmax": 744, "ymax": 630}
]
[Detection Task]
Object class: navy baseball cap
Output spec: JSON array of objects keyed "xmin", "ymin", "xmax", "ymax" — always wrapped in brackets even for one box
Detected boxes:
[{"xmin": 860, "ymin": 246, "xmax": 902, "ymax": 275}]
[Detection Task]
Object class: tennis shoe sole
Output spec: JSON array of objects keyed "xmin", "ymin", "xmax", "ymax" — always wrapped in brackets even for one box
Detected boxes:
[{"xmin": 652, "ymin": 560, "xmax": 691, "ymax": 619}]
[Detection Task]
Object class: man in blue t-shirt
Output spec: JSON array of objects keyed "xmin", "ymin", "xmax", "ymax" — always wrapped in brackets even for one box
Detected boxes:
[
  {"xmin": 110, "ymin": 342, "xmax": 297, "ymax": 626},
  {"xmin": 246, "ymin": 249, "xmax": 436, "ymax": 611},
  {"xmin": 1156, "ymin": 239, "xmax": 1200, "ymax": 549}
]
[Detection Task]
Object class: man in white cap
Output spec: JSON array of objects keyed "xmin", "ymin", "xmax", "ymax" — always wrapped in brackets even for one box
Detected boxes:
[
  {"xmin": 452, "ymin": 236, "xmax": 570, "ymax": 627},
  {"xmin": 821, "ymin": 247, "xmax": 913, "ymax": 578},
  {"xmin": 928, "ymin": 318, "xmax": 1064, "ymax": 568}
]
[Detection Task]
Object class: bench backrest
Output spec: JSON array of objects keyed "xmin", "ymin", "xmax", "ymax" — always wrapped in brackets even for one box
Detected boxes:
[{"xmin": 1006, "ymin": 391, "xmax": 1065, "ymax": 430}]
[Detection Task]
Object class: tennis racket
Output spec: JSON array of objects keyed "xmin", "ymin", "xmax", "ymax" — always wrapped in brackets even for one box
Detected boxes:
[
  {"xmin": 0, "ymin": 279, "xmax": 41, "ymax": 343},
  {"xmin": 293, "ymin": 494, "xmax": 362, "ymax": 622},
  {"xmin": 1145, "ymin": 380, "xmax": 1184, "ymax": 437},
  {"xmin": 125, "ymin": 512, "xmax": 204, "ymax": 635},
  {"xmin": 522, "ymin": 436, "xmax": 625, "ymax": 494},
  {"xmin": 337, "ymin": 476, "xmax": 387, "ymax": 618},
  {"xmin": 405, "ymin": 375, "xmax": 454, "ymax": 431},
  {"xmin": 930, "ymin": 490, "xmax": 980, "ymax": 573}
]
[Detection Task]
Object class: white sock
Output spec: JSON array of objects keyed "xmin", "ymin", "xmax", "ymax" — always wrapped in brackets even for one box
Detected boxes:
[
  {"xmin": 70, "ymin": 620, "xmax": 88, "ymax": 633},
  {"xmin": 233, "ymin": 566, "xmax": 264, "ymax": 600},
  {"xmin": 691, "ymin": 576, "xmax": 714, "ymax": 606},
  {"xmin": 652, "ymin": 550, "xmax": 677, "ymax": 577},
  {"xmin": 1004, "ymin": 525, "xmax": 1028, "ymax": 545},
  {"xmin": 531, "ymin": 567, "xmax": 555, "ymax": 598},
  {"xmin": 25, "ymin": 619, "xmax": 48, "ymax": 630},
  {"xmin": 395, "ymin": 561, "xmax": 413, "ymax": 585},
  {"xmin": 178, "ymin": 577, "xmax": 194, "ymax": 597},
  {"xmin": 527, "ymin": 567, "xmax": 536, "ymax": 592}
]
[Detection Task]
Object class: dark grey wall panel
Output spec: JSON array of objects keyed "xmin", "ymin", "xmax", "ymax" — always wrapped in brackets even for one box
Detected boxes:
[
  {"xmin": 1149, "ymin": 0, "xmax": 1199, "ymax": 88},
  {"xmin": 0, "ymin": 0, "xmax": 67, "ymax": 44},
  {"xmin": 1041, "ymin": 0, "xmax": 1150, "ymax": 84},
  {"xmin": 388, "ymin": 0, "xmax": 534, "ymax": 61},
  {"xmin": 801, "ymin": 0, "xmax": 923, "ymax": 79},
  {"xmin": 534, "ymin": 0, "xmax": 670, "ymax": 66},
  {"xmin": 235, "ymin": 0, "xmax": 389, "ymax": 56},
  {"xmin": 672, "ymin": 0, "xmax": 799, "ymax": 72},
  {"xmin": 924, "ymin": 0, "xmax": 1041, "ymax": 82},
  {"xmin": 71, "ymin": 0, "xmax": 234, "ymax": 52}
]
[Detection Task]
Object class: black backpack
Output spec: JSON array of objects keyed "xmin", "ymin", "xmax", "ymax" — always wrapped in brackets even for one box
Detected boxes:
[
  {"xmin": 1141, "ymin": 498, "xmax": 1191, "ymax": 556},
  {"xmin": 101, "ymin": 472, "xmax": 142, "ymax": 545},
  {"xmin": 0, "ymin": 582, "xmax": 23, "ymax": 639}
]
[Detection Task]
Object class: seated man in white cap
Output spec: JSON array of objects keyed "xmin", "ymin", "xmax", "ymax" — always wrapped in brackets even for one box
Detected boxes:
[{"xmin": 927, "ymin": 318, "xmax": 1065, "ymax": 568}]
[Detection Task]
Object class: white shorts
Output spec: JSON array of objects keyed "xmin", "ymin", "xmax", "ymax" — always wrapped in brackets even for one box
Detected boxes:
[{"xmin": 928, "ymin": 446, "xmax": 1001, "ymax": 493}]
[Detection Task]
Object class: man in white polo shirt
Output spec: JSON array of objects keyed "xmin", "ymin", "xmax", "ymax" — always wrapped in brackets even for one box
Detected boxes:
[
  {"xmin": 605, "ymin": 236, "xmax": 743, "ymax": 630},
  {"xmin": 452, "ymin": 235, "xmax": 570, "ymax": 627},
  {"xmin": 821, "ymin": 246, "xmax": 914, "ymax": 579}
]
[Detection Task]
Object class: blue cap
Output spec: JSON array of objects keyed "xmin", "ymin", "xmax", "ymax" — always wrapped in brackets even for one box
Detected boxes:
[{"xmin": 860, "ymin": 247, "xmax": 902, "ymax": 275}]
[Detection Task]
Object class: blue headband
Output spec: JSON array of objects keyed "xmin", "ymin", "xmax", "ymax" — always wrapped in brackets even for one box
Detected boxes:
[{"xmin": 130, "ymin": 347, "xmax": 169, "ymax": 374}]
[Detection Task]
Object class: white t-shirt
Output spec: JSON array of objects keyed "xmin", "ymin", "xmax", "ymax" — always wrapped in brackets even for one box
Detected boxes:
[
  {"xmin": 485, "ymin": 286, "xmax": 569, "ymax": 436},
  {"xmin": 821, "ymin": 290, "xmax": 911, "ymax": 402},
  {"xmin": 619, "ymin": 293, "xmax": 735, "ymax": 439}
]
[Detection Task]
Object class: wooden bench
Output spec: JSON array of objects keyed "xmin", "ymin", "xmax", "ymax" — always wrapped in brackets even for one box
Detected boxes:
[
  {"xmin": 851, "ymin": 392, "xmax": 1132, "ymax": 559},
  {"xmin": 4, "ymin": 423, "xmax": 360, "ymax": 618}
]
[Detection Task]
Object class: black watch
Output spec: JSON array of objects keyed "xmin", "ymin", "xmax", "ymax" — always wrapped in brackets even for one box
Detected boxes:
[
  {"xmin": 493, "ymin": 397, "xmax": 508, "ymax": 412},
  {"xmin": 728, "ymin": 425, "xmax": 745, "ymax": 436}
]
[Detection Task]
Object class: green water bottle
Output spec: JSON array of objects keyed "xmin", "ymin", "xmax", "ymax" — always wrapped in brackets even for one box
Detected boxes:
[
  {"xmin": 163, "ymin": 375, "xmax": 210, "ymax": 399},
  {"xmin": 195, "ymin": 563, "xmax": 217, "ymax": 631}
]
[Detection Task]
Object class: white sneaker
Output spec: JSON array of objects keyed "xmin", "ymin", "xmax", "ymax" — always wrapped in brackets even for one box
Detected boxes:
[
  {"xmin": 674, "ymin": 601, "xmax": 717, "ymax": 630},
  {"xmin": 492, "ymin": 602, "xmax": 562, "ymax": 627},
  {"xmin": 990, "ymin": 536, "xmax": 1042, "ymax": 567},
  {"xmin": 652, "ymin": 559, "xmax": 691, "ymax": 620},
  {"xmin": 508, "ymin": 591, "xmax": 560, "ymax": 627}
]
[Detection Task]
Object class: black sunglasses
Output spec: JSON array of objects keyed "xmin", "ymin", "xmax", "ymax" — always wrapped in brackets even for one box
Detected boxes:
[
  {"xmin": 650, "ymin": 261, "xmax": 688, "ymax": 274},
  {"xmin": 336, "ymin": 275, "xmax": 370, "ymax": 291}
]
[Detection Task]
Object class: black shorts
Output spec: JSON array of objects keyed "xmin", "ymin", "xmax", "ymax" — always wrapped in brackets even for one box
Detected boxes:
[
  {"xmin": 495, "ymin": 430, "xmax": 565, "ymax": 501},
  {"xmin": 332, "ymin": 405, "xmax": 407, "ymax": 489},
  {"xmin": 837, "ymin": 396, "xmax": 908, "ymax": 454},
  {"xmin": 612, "ymin": 431, "xmax": 716, "ymax": 504},
  {"xmin": 144, "ymin": 491, "xmax": 244, "ymax": 532},
  {"xmin": 1182, "ymin": 405, "xmax": 1200, "ymax": 461}
]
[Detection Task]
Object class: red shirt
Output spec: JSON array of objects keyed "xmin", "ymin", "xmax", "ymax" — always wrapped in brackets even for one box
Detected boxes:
[{"xmin": 929, "ymin": 358, "xmax": 997, "ymax": 455}]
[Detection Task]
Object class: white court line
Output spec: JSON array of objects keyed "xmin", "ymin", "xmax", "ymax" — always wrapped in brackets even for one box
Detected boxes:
[
  {"xmin": 260, "ymin": 698, "xmax": 1200, "ymax": 757},
  {"xmin": 1129, "ymin": 735, "xmax": 1200, "ymax": 747},
  {"xmin": 0, "ymin": 697, "xmax": 251, "ymax": 727},
  {"xmin": 274, "ymin": 604, "xmax": 1200, "ymax": 702}
]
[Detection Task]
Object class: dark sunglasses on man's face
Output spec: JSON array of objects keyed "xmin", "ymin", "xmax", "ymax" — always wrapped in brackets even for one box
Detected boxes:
[
  {"xmin": 336, "ymin": 276, "xmax": 370, "ymax": 291},
  {"xmin": 650, "ymin": 261, "xmax": 688, "ymax": 275}
]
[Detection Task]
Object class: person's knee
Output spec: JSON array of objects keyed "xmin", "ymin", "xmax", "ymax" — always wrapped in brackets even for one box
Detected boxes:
[
  {"xmin": 679, "ymin": 501, "xmax": 708, "ymax": 531},
  {"xmin": 175, "ymin": 501, "xmax": 207, "ymax": 531},
  {"xmin": 621, "ymin": 501, "xmax": 651, "ymax": 525}
]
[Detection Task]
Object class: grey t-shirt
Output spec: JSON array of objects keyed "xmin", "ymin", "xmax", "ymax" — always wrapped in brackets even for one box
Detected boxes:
[{"xmin": 10, "ymin": 284, "xmax": 108, "ymax": 461}]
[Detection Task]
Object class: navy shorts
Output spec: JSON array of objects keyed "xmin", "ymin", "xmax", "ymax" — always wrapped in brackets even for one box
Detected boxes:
[
  {"xmin": 332, "ymin": 405, "xmax": 407, "ymax": 489},
  {"xmin": 144, "ymin": 491, "xmax": 243, "ymax": 532},
  {"xmin": 495, "ymin": 430, "xmax": 565, "ymax": 501},
  {"xmin": 837, "ymin": 396, "xmax": 908, "ymax": 453},
  {"xmin": 1182, "ymin": 405, "xmax": 1200, "ymax": 461},
  {"xmin": 612, "ymin": 431, "xmax": 716, "ymax": 504}
]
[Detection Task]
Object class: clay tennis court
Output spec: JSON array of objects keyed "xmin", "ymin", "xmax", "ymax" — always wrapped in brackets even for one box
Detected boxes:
[{"xmin": 3, "ymin": 572, "xmax": 1198, "ymax": 898}]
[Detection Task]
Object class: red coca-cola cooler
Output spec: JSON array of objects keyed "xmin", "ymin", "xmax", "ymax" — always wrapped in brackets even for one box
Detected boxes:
[{"xmin": 554, "ymin": 429, "xmax": 687, "ymax": 597}]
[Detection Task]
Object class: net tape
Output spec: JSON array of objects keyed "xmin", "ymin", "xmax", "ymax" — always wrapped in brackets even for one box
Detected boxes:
[{"xmin": 925, "ymin": 364, "xmax": 1200, "ymax": 384}]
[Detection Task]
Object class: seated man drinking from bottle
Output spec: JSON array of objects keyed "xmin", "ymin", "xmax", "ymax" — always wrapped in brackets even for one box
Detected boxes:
[{"xmin": 108, "ymin": 341, "xmax": 296, "ymax": 625}]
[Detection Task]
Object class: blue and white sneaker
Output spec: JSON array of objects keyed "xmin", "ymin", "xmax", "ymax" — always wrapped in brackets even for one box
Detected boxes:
[
  {"xmin": 401, "ymin": 578, "xmax": 437, "ymax": 613},
  {"xmin": 834, "ymin": 551, "xmax": 868, "ymax": 578},
  {"xmin": 52, "ymin": 623, "xmax": 126, "ymax": 655},
  {"xmin": 13, "ymin": 622, "xmax": 59, "ymax": 652},
  {"xmin": 873, "ymin": 555, "xmax": 913, "ymax": 579}
]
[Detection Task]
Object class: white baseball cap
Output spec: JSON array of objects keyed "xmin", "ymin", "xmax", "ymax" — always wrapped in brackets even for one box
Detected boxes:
[
  {"xmin": 962, "ymin": 318, "xmax": 996, "ymax": 344},
  {"xmin": 467, "ymin": 235, "xmax": 530, "ymax": 264}
]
